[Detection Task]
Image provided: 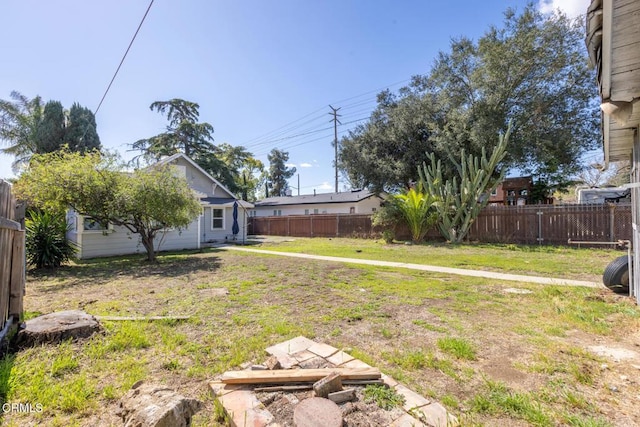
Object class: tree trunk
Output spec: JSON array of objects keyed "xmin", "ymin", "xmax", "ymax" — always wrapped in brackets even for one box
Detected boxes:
[{"xmin": 141, "ymin": 233, "xmax": 156, "ymax": 262}]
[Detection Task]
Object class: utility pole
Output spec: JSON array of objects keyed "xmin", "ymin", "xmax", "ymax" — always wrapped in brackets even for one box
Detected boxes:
[
  {"xmin": 329, "ymin": 105, "xmax": 341, "ymax": 193},
  {"xmin": 297, "ymin": 174, "xmax": 300, "ymax": 196}
]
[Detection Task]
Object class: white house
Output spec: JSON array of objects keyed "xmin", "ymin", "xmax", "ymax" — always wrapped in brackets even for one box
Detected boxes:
[
  {"xmin": 586, "ymin": 0, "xmax": 640, "ymax": 302},
  {"xmin": 251, "ymin": 190, "xmax": 384, "ymax": 217},
  {"xmin": 67, "ymin": 153, "xmax": 253, "ymax": 259}
]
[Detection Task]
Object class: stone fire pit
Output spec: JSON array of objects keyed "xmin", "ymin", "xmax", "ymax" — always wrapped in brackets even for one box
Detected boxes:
[{"xmin": 209, "ymin": 336, "xmax": 458, "ymax": 427}]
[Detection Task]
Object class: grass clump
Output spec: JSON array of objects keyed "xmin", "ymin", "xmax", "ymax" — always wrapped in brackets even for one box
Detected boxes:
[
  {"xmin": 470, "ymin": 380, "xmax": 551, "ymax": 426},
  {"xmin": 363, "ymin": 384, "xmax": 405, "ymax": 410},
  {"xmin": 437, "ymin": 337, "xmax": 477, "ymax": 360}
]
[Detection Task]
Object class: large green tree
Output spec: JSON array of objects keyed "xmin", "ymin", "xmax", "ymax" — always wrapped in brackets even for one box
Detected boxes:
[
  {"xmin": 132, "ymin": 99, "xmax": 215, "ymax": 160},
  {"xmin": 340, "ymin": 88, "xmax": 443, "ymax": 192},
  {"xmin": 131, "ymin": 99, "xmax": 238, "ymax": 192},
  {"xmin": 340, "ymin": 5, "xmax": 598, "ymax": 191},
  {"xmin": 0, "ymin": 92, "xmax": 101, "ymax": 172},
  {"xmin": 267, "ymin": 148, "xmax": 296, "ymax": 197},
  {"xmin": 65, "ymin": 103, "xmax": 101, "ymax": 153},
  {"xmin": 218, "ymin": 143, "xmax": 264, "ymax": 201},
  {"xmin": 14, "ymin": 150, "xmax": 201, "ymax": 262}
]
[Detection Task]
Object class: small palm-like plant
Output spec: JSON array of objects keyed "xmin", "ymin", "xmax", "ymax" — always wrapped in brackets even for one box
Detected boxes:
[
  {"xmin": 394, "ymin": 184, "xmax": 438, "ymax": 243},
  {"xmin": 25, "ymin": 210, "xmax": 76, "ymax": 269}
]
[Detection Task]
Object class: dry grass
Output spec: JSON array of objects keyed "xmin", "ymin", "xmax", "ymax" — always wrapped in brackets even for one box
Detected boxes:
[{"xmin": 1, "ymin": 241, "xmax": 639, "ymax": 426}]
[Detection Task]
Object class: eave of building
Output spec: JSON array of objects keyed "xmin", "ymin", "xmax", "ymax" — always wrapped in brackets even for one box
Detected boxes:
[{"xmin": 586, "ymin": 0, "xmax": 640, "ymax": 166}]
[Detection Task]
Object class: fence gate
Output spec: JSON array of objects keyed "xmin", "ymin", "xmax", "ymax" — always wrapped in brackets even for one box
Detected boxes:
[{"xmin": 0, "ymin": 180, "xmax": 25, "ymax": 346}]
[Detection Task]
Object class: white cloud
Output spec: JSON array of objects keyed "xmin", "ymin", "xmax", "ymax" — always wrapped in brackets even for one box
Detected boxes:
[
  {"xmin": 318, "ymin": 182, "xmax": 332, "ymax": 190},
  {"xmin": 538, "ymin": 0, "xmax": 590, "ymax": 19},
  {"xmin": 300, "ymin": 162, "xmax": 313, "ymax": 168}
]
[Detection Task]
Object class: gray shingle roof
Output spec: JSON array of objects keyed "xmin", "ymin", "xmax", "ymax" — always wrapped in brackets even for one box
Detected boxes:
[{"xmin": 254, "ymin": 190, "xmax": 379, "ymax": 207}]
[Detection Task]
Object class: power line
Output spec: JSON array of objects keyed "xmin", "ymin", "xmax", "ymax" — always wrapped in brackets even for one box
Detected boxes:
[
  {"xmin": 94, "ymin": 0, "xmax": 154, "ymax": 116},
  {"xmin": 251, "ymin": 117, "xmax": 368, "ymax": 157},
  {"xmin": 239, "ymin": 78, "xmax": 410, "ymax": 147}
]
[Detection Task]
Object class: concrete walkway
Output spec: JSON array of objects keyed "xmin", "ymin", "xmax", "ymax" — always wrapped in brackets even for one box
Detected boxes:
[{"xmin": 220, "ymin": 246, "xmax": 602, "ymax": 288}]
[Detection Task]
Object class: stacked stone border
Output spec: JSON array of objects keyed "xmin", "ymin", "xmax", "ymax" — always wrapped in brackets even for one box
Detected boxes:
[{"xmin": 209, "ymin": 336, "xmax": 458, "ymax": 427}]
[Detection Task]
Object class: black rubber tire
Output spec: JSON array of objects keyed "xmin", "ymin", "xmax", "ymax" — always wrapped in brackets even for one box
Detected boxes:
[{"xmin": 602, "ymin": 255, "xmax": 631, "ymax": 294}]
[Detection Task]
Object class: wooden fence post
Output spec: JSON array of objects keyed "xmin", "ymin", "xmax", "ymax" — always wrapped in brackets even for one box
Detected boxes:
[{"xmin": 610, "ymin": 204, "xmax": 616, "ymax": 241}]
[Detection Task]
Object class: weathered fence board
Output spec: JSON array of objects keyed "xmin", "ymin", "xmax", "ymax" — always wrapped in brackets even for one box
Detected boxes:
[{"xmin": 249, "ymin": 204, "xmax": 633, "ymax": 246}]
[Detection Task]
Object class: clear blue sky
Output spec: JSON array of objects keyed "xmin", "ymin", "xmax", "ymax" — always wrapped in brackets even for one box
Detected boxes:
[{"xmin": 0, "ymin": 0, "xmax": 590, "ymax": 193}]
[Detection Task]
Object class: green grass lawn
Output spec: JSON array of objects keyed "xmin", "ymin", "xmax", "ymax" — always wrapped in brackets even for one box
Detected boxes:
[
  {"xmin": 1, "ymin": 240, "xmax": 638, "ymax": 426},
  {"xmin": 253, "ymin": 237, "xmax": 621, "ymax": 280}
]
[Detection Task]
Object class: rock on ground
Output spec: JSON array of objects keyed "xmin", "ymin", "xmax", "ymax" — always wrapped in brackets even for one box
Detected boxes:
[
  {"xmin": 16, "ymin": 310, "xmax": 101, "ymax": 347},
  {"xmin": 116, "ymin": 381, "xmax": 202, "ymax": 427}
]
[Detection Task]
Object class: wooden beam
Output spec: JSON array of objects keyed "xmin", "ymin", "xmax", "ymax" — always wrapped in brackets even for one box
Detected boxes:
[
  {"xmin": 220, "ymin": 367, "xmax": 381, "ymax": 385},
  {"xmin": 0, "ymin": 217, "xmax": 21, "ymax": 231}
]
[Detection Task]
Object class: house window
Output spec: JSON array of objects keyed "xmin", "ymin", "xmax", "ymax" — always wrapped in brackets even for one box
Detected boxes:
[
  {"xmin": 349, "ymin": 207, "xmax": 355, "ymax": 214},
  {"xmin": 372, "ymin": 207, "xmax": 377, "ymax": 212},
  {"xmin": 83, "ymin": 217, "xmax": 109, "ymax": 232},
  {"xmin": 313, "ymin": 209, "xmax": 319, "ymax": 214},
  {"xmin": 304, "ymin": 209, "xmax": 309, "ymax": 215},
  {"xmin": 490, "ymin": 188, "xmax": 498, "ymax": 196},
  {"xmin": 273, "ymin": 209, "xmax": 282, "ymax": 216},
  {"xmin": 212, "ymin": 208, "xmax": 224, "ymax": 229}
]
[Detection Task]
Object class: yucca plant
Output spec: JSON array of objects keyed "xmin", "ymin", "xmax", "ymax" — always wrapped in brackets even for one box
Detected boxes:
[{"xmin": 25, "ymin": 210, "xmax": 76, "ymax": 269}]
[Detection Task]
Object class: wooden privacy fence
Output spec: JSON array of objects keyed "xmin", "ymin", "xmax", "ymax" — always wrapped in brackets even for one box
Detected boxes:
[
  {"xmin": 249, "ymin": 203, "xmax": 633, "ymax": 245},
  {"xmin": 0, "ymin": 180, "xmax": 25, "ymax": 344},
  {"xmin": 469, "ymin": 204, "xmax": 632, "ymax": 245},
  {"xmin": 249, "ymin": 214, "xmax": 377, "ymax": 238}
]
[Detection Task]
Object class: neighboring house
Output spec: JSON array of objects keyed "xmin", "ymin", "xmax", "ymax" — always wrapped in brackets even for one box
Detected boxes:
[
  {"xmin": 586, "ymin": 0, "xmax": 640, "ymax": 301},
  {"xmin": 251, "ymin": 189, "xmax": 384, "ymax": 217},
  {"xmin": 67, "ymin": 153, "xmax": 253, "ymax": 259},
  {"xmin": 488, "ymin": 176, "xmax": 534, "ymax": 206}
]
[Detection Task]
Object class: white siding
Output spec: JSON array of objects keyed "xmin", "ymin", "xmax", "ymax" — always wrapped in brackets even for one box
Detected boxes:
[
  {"xmin": 171, "ymin": 157, "xmax": 230, "ymax": 198},
  {"xmin": 77, "ymin": 219, "xmax": 199, "ymax": 259},
  {"xmin": 252, "ymin": 198, "xmax": 382, "ymax": 217},
  {"xmin": 66, "ymin": 210, "xmax": 80, "ymax": 247},
  {"xmin": 200, "ymin": 205, "xmax": 249, "ymax": 243}
]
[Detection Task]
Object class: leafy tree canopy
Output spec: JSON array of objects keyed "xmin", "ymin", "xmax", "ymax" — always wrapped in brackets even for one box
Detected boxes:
[
  {"xmin": 217, "ymin": 143, "xmax": 264, "ymax": 201},
  {"xmin": 340, "ymin": 4, "xmax": 599, "ymax": 192},
  {"xmin": 14, "ymin": 150, "xmax": 201, "ymax": 262},
  {"xmin": 131, "ymin": 98, "xmax": 242, "ymax": 194}
]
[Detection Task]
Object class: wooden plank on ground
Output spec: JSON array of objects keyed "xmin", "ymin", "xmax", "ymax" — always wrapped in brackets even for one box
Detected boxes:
[
  {"xmin": 220, "ymin": 367, "xmax": 381, "ymax": 385},
  {"xmin": 96, "ymin": 315, "xmax": 190, "ymax": 321}
]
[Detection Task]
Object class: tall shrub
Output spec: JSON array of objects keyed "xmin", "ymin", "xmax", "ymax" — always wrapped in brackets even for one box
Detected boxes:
[{"xmin": 25, "ymin": 210, "xmax": 76, "ymax": 268}]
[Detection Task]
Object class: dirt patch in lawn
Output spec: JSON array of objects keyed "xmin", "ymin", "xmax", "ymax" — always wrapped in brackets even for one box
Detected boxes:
[{"xmin": 8, "ymin": 249, "xmax": 640, "ymax": 426}]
